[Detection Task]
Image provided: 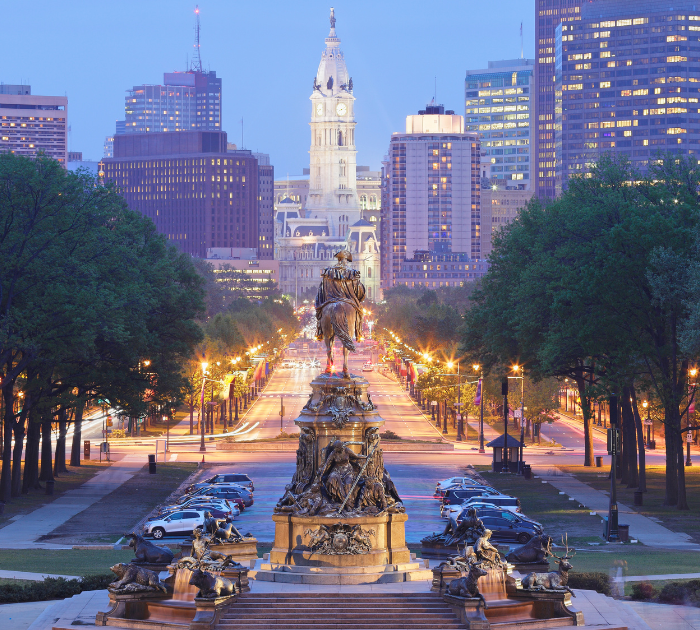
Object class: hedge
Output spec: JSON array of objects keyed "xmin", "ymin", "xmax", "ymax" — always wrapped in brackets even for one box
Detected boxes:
[
  {"xmin": 0, "ymin": 574, "xmax": 113, "ymax": 604},
  {"xmin": 567, "ymin": 572, "xmax": 611, "ymax": 596}
]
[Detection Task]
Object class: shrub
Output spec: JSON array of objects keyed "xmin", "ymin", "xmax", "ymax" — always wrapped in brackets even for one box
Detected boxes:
[
  {"xmin": 381, "ymin": 430, "xmax": 402, "ymax": 441},
  {"xmin": 111, "ymin": 429, "xmax": 127, "ymax": 438},
  {"xmin": 658, "ymin": 579, "xmax": 700, "ymax": 606},
  {"xmin": 631, "ymin": 581, "xmax": 657, "ymax": 601},
  {"xmin": 567, "ymin": 572, "xmax": 611, "ymax": 596},
  {"xmin": 0, "ymin": 574, "xmax": 113, "ymax": 604}
]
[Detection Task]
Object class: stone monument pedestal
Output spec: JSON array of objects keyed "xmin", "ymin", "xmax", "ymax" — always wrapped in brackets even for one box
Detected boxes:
[{"xmin": 269, "ymin": 513, "xmax": 410, "ymax": 566}]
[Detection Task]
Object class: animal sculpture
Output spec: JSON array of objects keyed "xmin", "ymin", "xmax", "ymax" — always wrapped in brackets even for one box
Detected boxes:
[
  {"xmin": 188, "ymin": 568, "xmax": 236, "ymax": 599},
  {"xmin": 446, "ymin": 561, "xmax": 489, "ymax": 607},
  {"xmin": 127, "ymin": 532, "xmax": 175, "ymax": 564},
  {"xmin": 109, "ymin": 563, "xmax": 168, "ymax": 593}
]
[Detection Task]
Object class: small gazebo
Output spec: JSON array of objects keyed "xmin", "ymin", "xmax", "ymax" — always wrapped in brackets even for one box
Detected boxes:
[{"xmin": 486, "ymin": 434, "xmax": 524, "ymax": 473}]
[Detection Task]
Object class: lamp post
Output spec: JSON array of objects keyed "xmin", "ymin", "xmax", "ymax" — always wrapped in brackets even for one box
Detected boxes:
[
  {"xmin": 687, "ymin": 368, "xmax": 697, "ymax": 467},
  {"xmin": 502, "ymin": 378, "xmax": 509, "ymax": 473},
  {"xmin": 474, "ymin": 365, "xmax": 485, "ymax": 453},
  {"xmin": 199, "ymin": 362, "xmax": 208, "ymax": 453},
  {"xmin": 511, "ymin": 365, "xmax": 525, "ymax": 474},
  {"xmin": 607, "ymin": 395, "xmax": 620, "ymax": 541},
  {"xmin": 448, "ymin": 361, "xmax": 463, "ymax": 441}
]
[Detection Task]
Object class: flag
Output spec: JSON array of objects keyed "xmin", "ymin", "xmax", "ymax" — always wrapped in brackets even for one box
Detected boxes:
[
  {"xmin": 474, "ymin": 378, "xmax": 482, "ymax": 405},
  {"xmin": 690, "ymin": 385, "xmax": 696, "ymax": 414}
]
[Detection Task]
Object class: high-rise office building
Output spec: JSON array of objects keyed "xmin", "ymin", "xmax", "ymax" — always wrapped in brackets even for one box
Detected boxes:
[
  {"xmin": 465, "ymin": 59, "xmax": 535, "ymax": 189},
  {"xmin": 252, "ymin": 153, "xmax": 274, "ymax": 260},
  {"xmin": 99, "ymin": 131, "xmax": 259, "ymax": 258},
  {"xmin": 0, "ymin": 86, "xmax": 68, "ymax": 165},
  {"xmin": 535, "ymin": 0, "xmax": 582, "ymax": 198},
  {"xmin": 124, "ymin": 70, "xmax": 221, "ymax": 134},
  {"xmin": 555, "ymin": 0, "xmax": 700, "ymax": 192},
  {"xmin": 381, "ymin": 104, "xmax": 485, "ymax": 290}
]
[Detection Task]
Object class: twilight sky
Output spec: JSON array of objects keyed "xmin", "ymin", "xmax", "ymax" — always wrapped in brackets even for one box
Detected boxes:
[{"xmin": 4, "ymin": 0, "xmax": 535, "ymax": 175}]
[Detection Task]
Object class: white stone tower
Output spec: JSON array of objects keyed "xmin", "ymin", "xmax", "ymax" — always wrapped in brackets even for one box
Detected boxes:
[{"xmin": 306, "ymin": 7, "xmax": 361, "ymax": 239}]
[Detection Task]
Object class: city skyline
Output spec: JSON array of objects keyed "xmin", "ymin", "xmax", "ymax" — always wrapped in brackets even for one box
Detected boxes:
[{"xmin": 3, "ymin": 0, "xmax": 535, "ymax": 176}]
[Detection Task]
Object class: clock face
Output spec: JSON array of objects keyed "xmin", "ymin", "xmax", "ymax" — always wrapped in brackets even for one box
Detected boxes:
[
  {"xmin": 316, "ymin": 103, "xmax": 324, "ymax": 116},
  {"xmin": 336, "ymin": 102, "xmax": 347, "ymax": 116}
]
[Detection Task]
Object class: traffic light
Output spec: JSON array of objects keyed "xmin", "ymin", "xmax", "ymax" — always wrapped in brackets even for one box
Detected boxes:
[{"xmin": 607, "ymin": 428, "xmax": 621, "ymax": 455}]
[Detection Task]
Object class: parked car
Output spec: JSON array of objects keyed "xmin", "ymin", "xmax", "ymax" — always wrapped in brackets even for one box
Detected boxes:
[
  {"xmin": 439, "ymin": 487, "xmax": 501, "ymax": 511},
  {"xmin": 442, "ymin": 496, "xmax": 520, "ymax": 521},
  {"xmin": 435, "ymin": 477, "xmax": 482, "ymax": 492},
  {"xmin": 462, "ymin": 495, "xmax": 521, "ymax": 513},
  {"xmin": 190, "ymin": 472, "xmax": 254, "ymax": 493},
  {"xmin": 434, "ymin": 478, "xmax": 490, "ymax": 499},
  {"xmin": 191, "ymin": 485, "xmax": 254, "ymax": 508},
  {"xmin": 168, "ymin": 496, "xmax": 235, "ymax": 514},
  {"xmin": 458, "ymin": 505, "xmax": 543, "ymax": 544},
  {"xmin": 149, "ymin": 504, "xmax": 237, "ymax": 523},
  {"xmin": 146, "ymin": 510, "xmax": 205, "ymax": 539}
]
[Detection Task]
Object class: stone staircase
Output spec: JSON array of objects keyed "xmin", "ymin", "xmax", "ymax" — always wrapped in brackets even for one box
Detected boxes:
[{"xmin": 217, "ymin": 592, "xmax": 464, "ymax": 629}]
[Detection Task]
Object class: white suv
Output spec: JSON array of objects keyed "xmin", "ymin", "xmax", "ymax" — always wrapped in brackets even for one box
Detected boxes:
[{"xmin": 146, "ymin": 510, "xmax": 205, "ymax": 539}]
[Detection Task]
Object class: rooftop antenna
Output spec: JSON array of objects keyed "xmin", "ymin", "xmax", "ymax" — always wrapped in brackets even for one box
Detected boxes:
[
  {"xmin": 191, "ymin": 5, "xmax": 203, "ymax": 73},
  {"xmin": 520, "ymin": 22, "xmax": 524, "ymax": 59}
]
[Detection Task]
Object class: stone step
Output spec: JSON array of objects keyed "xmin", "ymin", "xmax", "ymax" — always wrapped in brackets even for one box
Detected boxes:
[
  {"xmin": 218, "ymin": 624, "xmax": 462, "ymax": 630},
  {"xmin": 223, "ymin": 611, "xmax": 458, "ymax": 620},
  {"xmin": 490, "ymin": 618, "xmax": 574, "ymax": 630}
]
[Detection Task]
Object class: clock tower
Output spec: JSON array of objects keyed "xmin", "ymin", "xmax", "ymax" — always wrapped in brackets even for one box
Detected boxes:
[{"xmin": 306, "ymin": 7, "xmax": 360, "ymax": 238}]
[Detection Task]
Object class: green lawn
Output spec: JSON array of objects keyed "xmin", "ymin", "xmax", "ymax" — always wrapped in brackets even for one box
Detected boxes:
[
  {"xmin": 560, "ymin": 465, "xmax": 700, "ymax": 543},
  {"xmin": 0, "ymin": 461, "xmax": 110, "ymax": 529},
  {"xmin": 39, "ymin": 462, "xmax": 198, "ymax": 544},
  {"xmin": 0, "ymin": 549, "xmax": 134, "ymax": 576}
]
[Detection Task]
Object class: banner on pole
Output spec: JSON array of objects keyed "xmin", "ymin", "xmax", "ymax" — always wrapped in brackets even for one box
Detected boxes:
[{"xmin": 474, "ymin": 378, "xmax": 482, "ymax": 405}]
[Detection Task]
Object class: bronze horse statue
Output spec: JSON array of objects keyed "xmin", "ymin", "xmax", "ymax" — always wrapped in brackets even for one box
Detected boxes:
[{"xmin": 315, "ymin": 250, "xmax": 365, "ymax": 376}]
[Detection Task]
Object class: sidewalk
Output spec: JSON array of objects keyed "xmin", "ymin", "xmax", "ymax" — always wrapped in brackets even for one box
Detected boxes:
[
  {"xmin": 0, "ymin": 569, "xmax": 80, "ymax": 580},
  {"xmin": 537, "ymin": 469, "xmax": 700, "ymax": 550},
  {"xmin": 0, "ymin": 454, "xmax": 144, "ymax": 549}
]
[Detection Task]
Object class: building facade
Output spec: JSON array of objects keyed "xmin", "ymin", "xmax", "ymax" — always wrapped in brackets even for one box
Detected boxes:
[
  {"xmin": 381, "ymin": 105, "xmax": 483, "ymax": 290},
  {"xmin": 555, "ymin": 0, "xmax": 700, "ymax": 191},
  {"xmin": 535, "ymin": 0, "xmax": 582, "ymax": 199},
  {"xmin": 253, "ymin": 153, "xmax": 275, "ymax": 260},
  {"xmin": 0, "ymin": 88, "xmax": 68, "ymax": 166},
  {"xmin": 206, "ymin": 247, "xmax": 280, "ymax": 300},
  {"xmin": 480, "ymin": 187, "xmax": 534, "ymax": 259},
  {"xmin": 99, "ymin": 131, "xmax": 259, "ymax": 258},
  {"xmin": 275, "ymin": 9, "xmax": 380, "ymax": 305},
  {"xmin": 465, "ymin": 59, "xmax": 535, "ymax": 189},
  {"xmin": 124, "ymin": 70, "xmax": 221, "ymax": 134}
]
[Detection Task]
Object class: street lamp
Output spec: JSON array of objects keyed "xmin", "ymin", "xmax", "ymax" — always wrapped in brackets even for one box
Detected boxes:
[
  {"xmin": 199, "ymin": 362, "xmax": 208, "ymax": 452},
  {"xmin": 473, "ymin": 365, "xmax": 485, "ymax": 453},
  {"xmin": 511, "ymin": 365, "xmax": 525, "ymax": 474},
  {"xmin": 687, "ymin": 368, "xmax": 697, "ymax": 466}
]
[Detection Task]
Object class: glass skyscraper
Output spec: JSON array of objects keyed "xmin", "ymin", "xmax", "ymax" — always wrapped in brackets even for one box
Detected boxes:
[{"xmin": 465, "ymin": 59, "xmax": 535, "ymax": 190}]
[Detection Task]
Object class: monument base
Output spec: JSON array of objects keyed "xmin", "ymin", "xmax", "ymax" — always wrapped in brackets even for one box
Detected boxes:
[
  {"xmin": 177, "ymin": 537, "xmax": 257, "ymax": 566},
  {"xmin": 269, "ymin": 513, "xmax": 410, "ymax": 567},
  {"xmin": 251, "ymin": 558, "xmax": 432, "ymax": 584}
]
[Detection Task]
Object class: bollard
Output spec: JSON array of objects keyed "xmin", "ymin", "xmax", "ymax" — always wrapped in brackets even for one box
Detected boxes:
[
  {"xmin": 45, "ymin": 480, "xmax": 55, "ymax": 495},
  {"xmin": 148, "ymin": 454, "xmax": 156, "ymax": 474},
  {"xmin": 84, "ymin": 440, "xmax": 90, "ymax": 460},
  {"xmin": 595, "ymin": 456, "xmax": 603, "ymax": 467}
]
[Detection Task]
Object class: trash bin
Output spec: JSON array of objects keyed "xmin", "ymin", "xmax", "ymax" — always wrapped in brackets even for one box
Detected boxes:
[
  {"xmin": 634, "ymin": 490, "xmax": 643, "ymax": 506},
  {"xmin": 45, "ymin": 480, "xmax": 55, "ymax": 495},
  {"xmin": 618, "ymin": 524, "xmax": 630, "ymax": 542},
  {"xmin": 83, "ymin": 440, "xmax": 90, "ymax": 460},
  {"xmin": 648, "ymin": 440, "xmax": 656, "ymax": 450},
  {"xmin": 595, "ymin": 456, "xmax": 603, "ymax": 467},
  {"xmin": 148, "ymin": 454, "xmax": 156, "ymax": 474},
  {"xmin": 523, "ymin": 464, "xmax": 532, "ymax": 480},
  {"xmin": 602, "ymin": 516, "xmax": 609, "ymax": 539}
]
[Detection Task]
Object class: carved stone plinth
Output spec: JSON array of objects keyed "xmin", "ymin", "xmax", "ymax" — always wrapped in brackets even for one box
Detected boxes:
[
  {"xmin": 190, "ymin": 595, "xmax": 236, "ymax": 630},
  {"xmin": 95, "ymin": 590, "xmax": 181, "ymax": 628},
  {"xmin": 431, "ymin": 563, "xmax": 462, "ymax": 593},
  {"xmin": 510, "ymin": 561, "xmax": 551, "ymax": 576},
  {"xmin": 422, "ymin": 539, "xmax": 462, "ymax": 560},
  {"xmin": 220, "ymin": 565, "xmax": 250, "ymax": 593},
  {"xmin": 270, "ymin": 513, "xmax": 410, "ymax": 567},
  {"xmin": 443, "ymin": 594, "xmax": 490, "ymax": 630}
]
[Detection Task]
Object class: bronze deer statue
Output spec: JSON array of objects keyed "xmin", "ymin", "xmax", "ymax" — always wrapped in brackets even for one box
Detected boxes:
[{"xmin": 521, "ymin": 535, "xmax": 576, "ymax": 597}]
